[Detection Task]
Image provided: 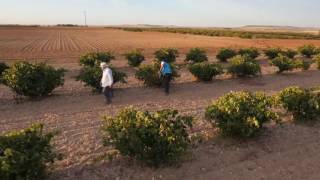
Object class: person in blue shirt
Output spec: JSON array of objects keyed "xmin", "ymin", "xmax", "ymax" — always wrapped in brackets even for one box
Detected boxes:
[{"xmin": 160, "ymin": 59, "xmax": 173, "ymax": 94}]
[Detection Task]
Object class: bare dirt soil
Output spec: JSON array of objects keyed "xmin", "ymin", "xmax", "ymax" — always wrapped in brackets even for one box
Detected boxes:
[
  {"xmin": 1, "ymin": 27, "xmax": 320, "ymax": 180},
  {"xmin": 1, "ymin": 26, "xmax": 320, "ymax": 64}
]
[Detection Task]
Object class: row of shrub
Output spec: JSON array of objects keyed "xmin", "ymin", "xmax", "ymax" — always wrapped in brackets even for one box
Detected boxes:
[
  {"xmin": 103, "ymin": 85, "xmax": 320, "ymax": 166},
  {"xmin": 118, "ymin": 27, "xmax": 320, "ymax": 40},
  {"xmin": 3, "ymin": 85, "xmax": 319, "ymax": 178},
  {"xmin": 80, "ymin": 44, "xmax": 320, "ymax": 68},
  {"xmin": 1, "ymin": 45, "xmax": 320, "ymax": 98}
]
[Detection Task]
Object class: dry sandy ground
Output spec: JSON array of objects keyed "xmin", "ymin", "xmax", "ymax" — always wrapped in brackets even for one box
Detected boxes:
[{"xmin": 1, "ymin": 63, "xmax": 320, "ymax": 180}]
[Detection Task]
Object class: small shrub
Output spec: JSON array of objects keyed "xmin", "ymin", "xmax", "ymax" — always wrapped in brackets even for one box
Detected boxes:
[
  {"xmin": 2, "ymin": 62, "xmax": 65, "ymax": 98},
  {"xmin": 112, "ymin": 68, "xmax": 127, "ymax": 84},
  {"xmin": 270, "ymin": 54, "xmax": 296, "ymax": 73},
  {"xmin": 0, "ymin": 124, "xmax": 61, "ymax": 180},
  {"xmin": 135, "ymin": 62, "xmax": 178, "ymax": 87},
  {"xmin": 189, "ymin": 63, "xmax": 223, "ymax": 81},
  {"xmin": 238, "ymin": 47, "xmax": 260, "ymax": 59},
  {"xmin": 228, "ymin": 55, "xmax": 261, "ymax": 77},
  {"xmin": 216, "ymin": 48, "xmax": 237, "ymax": 62},
  {"xmin": 77, "ymin": 66, "xmax": 127, "ymax": 92},
  {"xmin": 313, "ymin": 54, "xmax": 320, "ymax": 70},
  {"xmin": 0, "ymin": 62, "xmax": 9, "ymax": 84},
  {"xmin": 80, "ymin": 52, "xmax": 115, "ymax": 67},
  {"xmin": 135, "ymin": 64, "xmax": 162, "ymax": 87},
  {"xmin": 283, "ymin": 49, "xmax": 298, "ymax": 59},
  {"xmin": 295, "ymin": 59, "xmax": 311, "ymax": 70},
  {"xmin": 125, "ymin": 50, "xmax": 145, "ymax": 67},
  {"xmin": 298, "ymin": 45, "xmax": 317, "ymax": 58},
  {"xmin": 102, "ymin": 107, "xmax": 193, "ymax": 166},
  {"xmin": 264, "ymin": 48, "xmax": 283, "ymax": 59},
  {"xmin": 185, "ymin": 48, "xmax": 208, "ymax": 63},
  {"xmin": 154, "ymin": 48, "xmax": 179, "ymax": 63},
  {"xmin": 206, "ymin": 91, "xmax": 278, "ymax": 138},
  {"xmin": 278, "ymin": 86, "xmax": 320, "ymax": 121}
]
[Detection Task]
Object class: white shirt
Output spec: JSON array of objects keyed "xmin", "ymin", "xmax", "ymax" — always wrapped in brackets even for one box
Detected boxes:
[{"xmin": 101, "ymin": 68, "xmax": 113, "ymax": 87}]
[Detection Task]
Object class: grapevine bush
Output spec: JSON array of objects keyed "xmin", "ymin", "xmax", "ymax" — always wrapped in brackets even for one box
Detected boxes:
[
  {"xmin": 264, "ymin": 48, "xmax": 283, "ymax": 59},
  {"xmin": 125, "ymin": 50, "xmax": 145, "ymax": 67},
  {"xmin": 102, "ymin": 107, "xmax": 193, "ymax": 166},
  {"xmin": 278, "ymin": 87, "xmax": 320, "ymax": 122},
  {"xmin": 216, "ymin": 48, "xmax": 237, "ymax": 62},
  {"xmin": 0, "ymin": 124, "xmax": 61, "ymax": 180},
  {"xmin": 185, "ymin": 48, "xmax": 208, "ymax": 63},
  {"xmin": 0, "ymin": 62, "xmax": 9, "ymax": 84},
  {"xmin": 189, "ymin": 63, "xmax": 223, "ymax": 81},
  {"xmin": 77, "ymin": 66, "xmax": 127, "ymax": 91},
  {"xmin": 313, "ymin": 54, "xmax": 320, "ymax": 70},
  {"xmin": 154, "ymin": 48, "xmax": 179, "ymax": 63},
  {"xmin": 270, "ymin": 54, "xmax": 296, "ymax": 73},
  {"xmin": 2, "ymin": 62, "xmax": 65, "ymax": 98},
  {"xmin": 228, "ymin": 55, "xmax": 261, "ymax": 77},
  {"xmin": 283, "ymin": 49, "xmax": 298, "ymax": 59},
  {"xmin": 295, "ymin": 59, "xmax": 311, "ymax": 70},
  {"xmin": 265, "ymin": 48, "xmax": 297, "ymax": 59},
  {"xmin": 238, "ymin": 48, "xmax": 260, "ymax": 59},
  {"xmin": 135, "ymin": 62, "xmax": 178, "ymax": 87},
  {"xmin": 79, "ymin": 52, "xmax": 115, "ymax": 67},
  {"xmin": 206, "ymin": 91, "xmax": 278, "ymax": 138},
  {"xmin": 298, "ymin": 45, "xmax": 317, "ymax": 58}
]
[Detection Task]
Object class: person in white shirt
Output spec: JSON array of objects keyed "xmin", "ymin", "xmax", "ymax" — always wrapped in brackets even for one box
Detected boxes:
[{"xmin": 100, "ymin": 62, "xmax": 113, "ymax": 104}]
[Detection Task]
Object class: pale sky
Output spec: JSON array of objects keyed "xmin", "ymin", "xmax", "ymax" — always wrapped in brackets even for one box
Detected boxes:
[{"xmin": 0, "ymin": 0, "xmax": 319, "ymax": 27}]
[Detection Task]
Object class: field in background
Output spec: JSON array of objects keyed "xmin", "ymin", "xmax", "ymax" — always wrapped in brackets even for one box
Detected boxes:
[
  {"xmin": 1, "ymin": 26, "xmax": 320, "ymax": 64},
  {"xmin": 116, "ymin": 26, "xmax": 320, "ymax": 40}
]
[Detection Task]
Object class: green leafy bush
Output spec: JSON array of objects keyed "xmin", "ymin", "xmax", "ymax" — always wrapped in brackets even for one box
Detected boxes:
[
  {"xmin": 228, "ymin": 55, "xmax": 261, "ymax": 77},
  {"xmin": 189, "ymin": 63, "xmax": 223, "ymax": 81},
  {"xmin": 77, "ymin": 66, "xmax": 127, "ymax": 91},
  {"xmin": 154, "ymin": 48, "xmax": 179, "ymax": 63},
  {"xmin": 125, "ymin": 50, "xmax": 145, "ymax": 67},
  {"xmin": 135, "ymin": 62, "xmax": 178, "ymax": 87},
  {"xmin": 313, "ymin": 54, "xmax": 320, "ymax": 70},
  {"xmin": 264, "ymin": 48, "xmax": 283, "ymax": 59},
  {"xmin": 0, "ymin": 124, "xmax": 61, "ymax": 180},
  {"xmin": 2, "ymin": 62, "xmax": 65, "ymax": 98},
  {"xmin": 295, "ymin": 59, "xmax": 311, "ymax": 70},
  {"xmin": 298, "ymin": 45, "xmax": 317, "ymax": 58},
  {"xmin": 79, "ymin": 52, "xmax": 115, "ymax": 67},
  {"xmin": 0, "ymin": 62, "xmax": 9, "ymax": 84},
  {"xmin": 216, "ymin": 48, "xmax": 237, "ymax": 62},
  {"xmin": 270, "ymin": 54, "xmax": 296, "ymax": 73},
  {"xmin": 238, "ymin": 48, "xmax": 260, "ymax": 59},
  {"xmin": 283, "ymin": 49, "xmax": 298, "ymax": 59},
  {"xmin": 278, "ymin": 87, "xmax": 320, "ymax": 121},
  {"xmin": 102, "ymin": 107, "xmax": 193, "ymax": 166},
  {"xmin": 185, "ymin": 48, "xmax": 208, "ymax": 63},
  {"xmin": 206, "ymin": 91, "xmax": 278, "ymax": 138},
  {"xmin": 135, "ymin": 64, "xmax": 161, "ymax": 87},
  {"xmin": 112, "ymin": 68, "xmax": 128, "ymax": 84},
  {"xmin": 265, "ymin": 48, "xmax": 297, "ymax": 59}
]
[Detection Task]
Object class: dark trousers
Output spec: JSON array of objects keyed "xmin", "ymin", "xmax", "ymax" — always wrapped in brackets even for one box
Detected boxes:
[
  {"xmin": 102, "ymin": 86, "xmax": 112, "ymax": 102},
  {"xmin": 163, "ymin": 74, "xmax": 172, "ymax": 94}
]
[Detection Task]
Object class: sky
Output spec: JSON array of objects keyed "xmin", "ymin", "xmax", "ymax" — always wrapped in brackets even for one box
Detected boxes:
[{"xmin": 0, "ymin": 0, "xmax": 319, "ymax": 27}]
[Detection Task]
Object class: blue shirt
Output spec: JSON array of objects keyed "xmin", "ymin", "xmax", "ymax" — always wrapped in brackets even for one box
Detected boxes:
[{"xmin": 161, "ymin": 61, "xmax": 172, "ymax": 75}]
